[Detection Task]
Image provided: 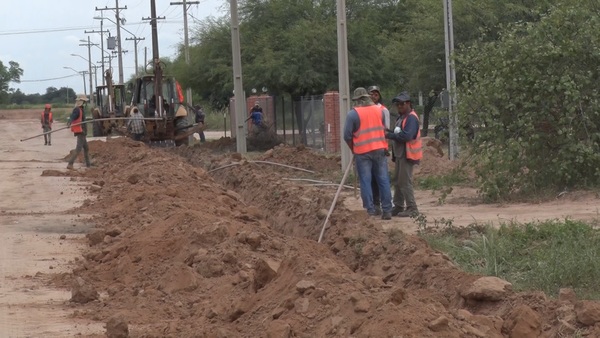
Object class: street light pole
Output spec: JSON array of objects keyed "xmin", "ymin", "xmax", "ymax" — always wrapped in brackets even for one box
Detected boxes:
[
  {"xmin": 70, "ymin": 53, "xmax": 94, "ymax": 105},
  {"xmin": 88, "ymin": 17, "xmax": 109, "ymax": 86},
  {"xmin": 64, "ymin": 67, "xmax": 88, "ymax": 96},
  {"xmin": 77, "ymin": 37, "xmax": 95, "ymax": 106},
  {"xmin": 170, "ymin": 0, "xmax": 199, "ymax": 105}
]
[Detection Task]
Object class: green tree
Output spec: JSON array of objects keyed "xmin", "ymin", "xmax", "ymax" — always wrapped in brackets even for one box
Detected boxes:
[
  {"xmin": 173, "ymin": 0, "xmax": 559, "ymax": 111},
  {"xmin": 171, "ymin": 17, "xmax": 233, "ymax": 108},
  {"xmin": 457, "ymin": 1, "xmax": 600, "ymax": 200},
  {"xmin": 9, "ymin": 89, "xmax": 27, "ymax": 105},
  {"xmin": 0, "ymin": 60, "xmax": 24, "ymax": 103}
]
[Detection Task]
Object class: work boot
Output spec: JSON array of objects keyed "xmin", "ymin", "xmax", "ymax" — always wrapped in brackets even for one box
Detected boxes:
[
  {"xmin": 391, "ymin": 206, "xmax": 405, "ymax": 216},
  {"xmin": 381, "ymin": 212, "xmax": 392, "ymax": 220},
  {"xmin": 66, "ymin": 163, "xmax": 74, "ymax": 170},
  {"xmin": 373, "ymin": 206, "xmax": 382, "ymax": 216},
  {"xmin": 396, "ymin": 208, "xmax": 419, "ymax": 218}
]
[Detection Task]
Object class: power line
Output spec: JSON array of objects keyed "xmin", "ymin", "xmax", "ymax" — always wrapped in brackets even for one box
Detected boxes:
[
  {"xmin": 0, "ymin": 26, "xmax": 94, "ymax": 36},
  {"xmin": 19, "ymin": 74, "xmax": 80, "ymax": 83},
  {"xmin": 0, "ymin": 21, "xmax": 183, "ymax": 36}
]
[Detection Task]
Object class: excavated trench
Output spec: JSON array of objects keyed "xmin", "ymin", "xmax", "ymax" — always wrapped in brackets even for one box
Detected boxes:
[{"xmin": 54, "ymin": 138, "xmax": 600, "ymax": 337}]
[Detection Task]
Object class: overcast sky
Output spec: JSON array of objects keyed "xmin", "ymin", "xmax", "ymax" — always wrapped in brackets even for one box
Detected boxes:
[{"xmin": 1, "ymin": 0, "xmax": 226, "ymax": 95}]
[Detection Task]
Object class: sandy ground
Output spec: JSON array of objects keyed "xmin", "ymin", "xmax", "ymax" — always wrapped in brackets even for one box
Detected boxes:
[{"xmin": 0, "ymin": 111, "xmax": 104, "ymax": 336}]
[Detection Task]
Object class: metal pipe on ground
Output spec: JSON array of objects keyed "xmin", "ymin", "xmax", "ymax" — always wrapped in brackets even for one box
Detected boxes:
[
  {"xmin": 318, "ymin": 154, "xmax": 354, "ymax": 243},
  {"xmin": 19, "ymin": 117, "xmax": 198, "ymax": 142}
]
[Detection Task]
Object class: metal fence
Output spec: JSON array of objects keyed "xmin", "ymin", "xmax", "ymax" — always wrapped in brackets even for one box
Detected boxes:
[
  {"xmin": 228, "ymin": 94, "xmax": 329, "ymax": 151},
  {"xmin": 292, "ymin": 95, "xmax": 325, "ymax": 150}
]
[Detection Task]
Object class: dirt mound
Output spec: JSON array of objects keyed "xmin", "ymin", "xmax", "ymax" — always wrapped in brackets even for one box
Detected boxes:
[{"xmin": 58, "ymin": 138, "xmax": 600, "ymax": 337}]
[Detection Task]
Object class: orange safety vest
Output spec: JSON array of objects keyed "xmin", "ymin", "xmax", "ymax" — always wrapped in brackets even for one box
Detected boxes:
[
  {"xmin": 401, "ymin": 110, "xmax": 423, "ymax": 161},
  {"xmin": 353, "ymin": 105, "xmax": 388, "ymax": 154},
  {"xmin": 41, "ymin": 111, "xmax": 53, "ymax": 127},
  {"xmin": 71, "ymin": 108, "xmax": 83, "ymax": 134}
]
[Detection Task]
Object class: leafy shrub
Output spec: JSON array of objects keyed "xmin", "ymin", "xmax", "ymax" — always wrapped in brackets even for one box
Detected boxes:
[{"xmin": 457, "ymin": 2, "xmax": 600, "ymax": 200}]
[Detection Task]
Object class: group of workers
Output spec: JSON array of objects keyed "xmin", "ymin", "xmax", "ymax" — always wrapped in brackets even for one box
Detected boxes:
[
  {"xmin": 40, "ymin": 88, "xmax": 421, "ymax": 217},
  {"xmin": 39, "ymin": 95, "xmax": 91, "ymax": 169},
  {"xmin": 344, "ymin": 86, "xmax": 421, "ymax": 220}
]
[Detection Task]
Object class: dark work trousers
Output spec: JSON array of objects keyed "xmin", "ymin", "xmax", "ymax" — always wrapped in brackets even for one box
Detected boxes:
[
  {"xmin": 68, "ymin": 133, "xmax": 90, "ymax": 167},
  {"xmin": 393, "ymin": 158, "xmax": 417, "ymax": 211}
]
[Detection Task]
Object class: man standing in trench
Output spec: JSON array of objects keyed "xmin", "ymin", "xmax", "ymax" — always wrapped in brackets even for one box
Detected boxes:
[
  {"xmin": 385, "ymin": 91, "xmax": 422, "ymax": 217},
  {"xmin": 66, "ymin": 94, "xmax": 91, "ymax": 170},
  {"xmin": 343, "ymin": 87, "xmax": 393, "ymax": 220}
]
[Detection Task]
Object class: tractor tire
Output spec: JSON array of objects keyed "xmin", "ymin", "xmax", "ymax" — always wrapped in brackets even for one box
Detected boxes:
[{"xmin": 92, "ymin": 120, "xmax": 104, "ymax": 137}]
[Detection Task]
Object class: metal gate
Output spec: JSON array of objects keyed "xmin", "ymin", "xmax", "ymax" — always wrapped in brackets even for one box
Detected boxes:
[{"xmin": 293, "ymin": 95, "xmax": 325, "ymax": 150}]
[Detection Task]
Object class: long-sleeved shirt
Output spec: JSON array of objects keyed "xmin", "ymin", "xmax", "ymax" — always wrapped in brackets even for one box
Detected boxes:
[
  {"xmin": 377, "ymin": 103, "xmax": 390, "ymax": 129},
  {"xmin": 127, "ymin": 111, "xmax": 146, "ymax": 135},
  {"xmin": 386, "ymin": 111, "xmax": 420, "ymax": 162}
]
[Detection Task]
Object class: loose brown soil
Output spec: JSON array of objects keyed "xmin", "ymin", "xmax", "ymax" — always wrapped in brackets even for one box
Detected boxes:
[{"xmin": 45, "ymin": 137, "xmax": 600, "ymax": 337}]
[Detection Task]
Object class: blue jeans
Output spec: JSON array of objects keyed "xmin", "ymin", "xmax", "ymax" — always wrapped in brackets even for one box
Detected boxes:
[{"xmin": 355, "ymin": 149, "xmax": 392, "ymax": 214}]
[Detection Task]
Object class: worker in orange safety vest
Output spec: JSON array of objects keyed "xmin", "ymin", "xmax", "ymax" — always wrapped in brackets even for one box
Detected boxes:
[
  {"xmin": 41, "ymin": 104, "xmax": 53, "ymax": 146},
  {"xmin": 343, "ymin": 87, "xmax": 393, "ymax": 220},
  {"xmin": 66, "ymin": 94, "xmax": 91, "ymax": 169},
  {"xmin": 385, "ymin": 91, "xmax": 423, "ymax": 217}
]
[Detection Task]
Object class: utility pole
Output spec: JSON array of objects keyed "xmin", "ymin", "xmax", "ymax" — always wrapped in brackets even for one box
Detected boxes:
[
  {"xmin": 78, "ymin": 37, "xmax": 95, "ymax": 106},
  {"xmin": 170, "ymin": 0, "xmax": 199, "ymax": 105},
  {"xmin": 125, "ymin": 36, "xmax": 145, "ymax": 76},
  {"xmin": 65, "ymin": 68, "xmax": 89, "ymax": 96},
  {"xmin": 115, "ymin": 0, "xmax": 125, "ymax": 84},
  {"xmin": 96, "ymin": 1, "xmax": 127, "ymax": 84},
  {"xmin": 86, "ymin": 18, "xmax": 109, "ymax": 86},
  {"xmin": 92, "ymin": 65, "xmax": 100, "ymax": 89},
  {"xmin": 230, "ymin": 0, "xmax": 247, "ymax": 154},
  {"xmin": 143, "ymin": 0, "xmax": 166, "ymax": 117},
  {"xmin": 337, "ymin": 0, "xmax": 351, "ymax": 171},
  {"xmin": 443, "ymin": 0, "xmax": 459, "ymax": 160}
]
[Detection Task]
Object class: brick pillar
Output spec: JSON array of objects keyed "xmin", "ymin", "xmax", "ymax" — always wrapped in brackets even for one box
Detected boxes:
[{"xmin": 323, "ymin": 91, "xmax": 340, "ymax": 153}]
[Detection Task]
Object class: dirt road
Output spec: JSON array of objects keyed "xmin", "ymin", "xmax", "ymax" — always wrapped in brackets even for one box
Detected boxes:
[
  {"xmin": 0, "ymin": 111, "xmax": 103, "ymax": 336},
  {"xmin": 344, "ymin": 179, "xmax": 600, "ymax": 233}
]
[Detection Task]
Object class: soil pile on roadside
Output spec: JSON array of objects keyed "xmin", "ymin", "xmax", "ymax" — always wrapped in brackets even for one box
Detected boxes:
[{"xmin": 56, "ymin": 138, "xmax": 600, "ymax": 337}]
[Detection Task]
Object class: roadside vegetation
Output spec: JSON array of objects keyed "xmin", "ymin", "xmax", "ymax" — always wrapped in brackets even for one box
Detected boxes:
[{"xmin": 418, "ymin": 218, "xmax": 600, "ymax": 300}]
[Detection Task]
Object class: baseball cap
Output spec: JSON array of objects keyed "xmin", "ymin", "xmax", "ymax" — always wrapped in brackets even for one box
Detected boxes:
[{"xmin": 392, "ymin": 91, "xmax": 411, "ymax": 103}]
